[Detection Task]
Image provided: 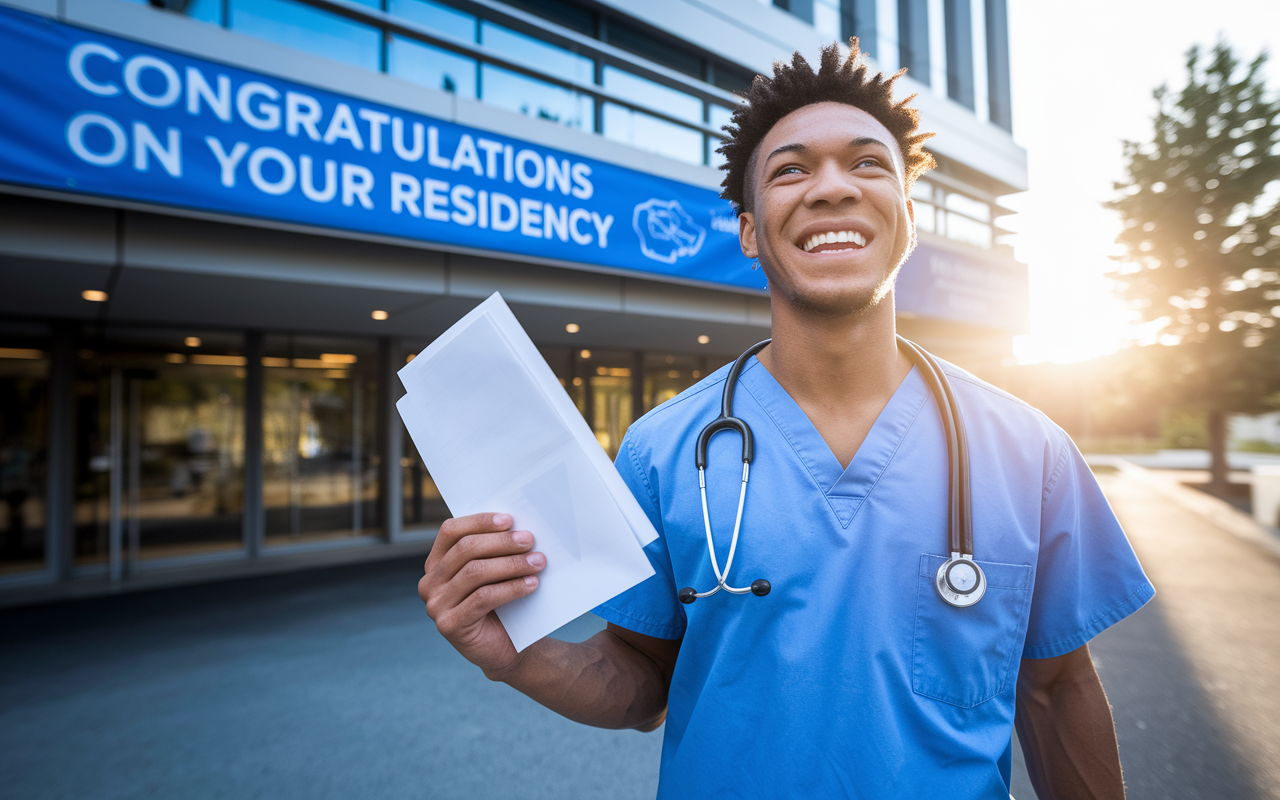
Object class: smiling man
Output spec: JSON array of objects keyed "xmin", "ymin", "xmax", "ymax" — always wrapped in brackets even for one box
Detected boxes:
[{"xmin": 417, "ymin": 43, "xmax": 1153, "ymax": 799}]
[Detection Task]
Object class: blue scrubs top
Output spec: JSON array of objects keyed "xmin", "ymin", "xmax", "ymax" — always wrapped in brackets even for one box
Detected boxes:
[{"xmin": 594, "ymin": 356, "xmax": 1154, "ymax": 799}]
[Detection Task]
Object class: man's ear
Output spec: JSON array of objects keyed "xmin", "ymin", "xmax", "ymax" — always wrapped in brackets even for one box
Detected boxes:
[{"xmin": 739, "ymin": 211, "xmax": 758, "ymax": 260}]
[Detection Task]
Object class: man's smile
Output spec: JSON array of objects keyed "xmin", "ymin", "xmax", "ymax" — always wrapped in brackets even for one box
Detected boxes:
[{"xmin": 799, "ymin": 228, "xmax": 870, "ymax": 254}]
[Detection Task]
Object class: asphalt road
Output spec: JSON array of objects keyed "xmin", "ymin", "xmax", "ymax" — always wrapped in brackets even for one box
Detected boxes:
[{"xmin": 2, "ymin": 468, "xmax": 1277, "ymax": 799}]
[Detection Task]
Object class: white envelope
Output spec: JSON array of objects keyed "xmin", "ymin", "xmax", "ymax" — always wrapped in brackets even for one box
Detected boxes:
[{"xmin": 397, "ymin": 293, "xmax": 658, "ymax": 651}]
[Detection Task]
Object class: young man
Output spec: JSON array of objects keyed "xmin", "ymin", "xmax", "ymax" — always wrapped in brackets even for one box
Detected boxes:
[{"xmin": 418, "ymin": 43, "xmax": 1153, "ymax": 799}]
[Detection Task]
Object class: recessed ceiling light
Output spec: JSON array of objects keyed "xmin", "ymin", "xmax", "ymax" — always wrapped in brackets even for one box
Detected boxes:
[
  {"xmin": 579, "ymin": 349, "xmax": 592, "ymax": 359},
  {"xmin": 184, "ymin": 337, "xmax": 201, "ymax": 348},
  {"xmin": 697, "ymin": 335, "xmax": 711, "ymax": 345},
  {"xmin": 372, "ymin": 310, "xmax": 389, "ymax": 320},
  {"xmin": 565, "ymin": 323, "xmax": 580, "ymax": 333},
  {"xmin": 81, "ymin": 289, "xmax": 108, "ymax": 302}
]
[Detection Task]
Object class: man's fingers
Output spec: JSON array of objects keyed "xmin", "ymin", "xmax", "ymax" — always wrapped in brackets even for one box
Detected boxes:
[
  {"xmin": 428, "ymin": 550, "xmax": 545, "ymax": 617},
  {"xmin": 438, "ymin": 573, "xmax": 541, "ymax": 635},
  {"xmin": 425, "ymin": 512, "xmax": 513, "ymax": 571},
  {"xmin": 434, "ymin": 529, "xmax": 536, "ymax": 583}
]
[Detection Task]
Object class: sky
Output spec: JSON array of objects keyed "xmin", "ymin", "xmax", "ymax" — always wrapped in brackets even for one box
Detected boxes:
[{"xmin": 1002, "ymin": 0, "xmax": 1280, "ymax": 363}]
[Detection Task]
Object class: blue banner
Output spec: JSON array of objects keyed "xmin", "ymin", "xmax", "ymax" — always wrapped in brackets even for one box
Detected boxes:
[{"xmin": 0, "ymin": 5, "xmax": 763, "ymax": 291}]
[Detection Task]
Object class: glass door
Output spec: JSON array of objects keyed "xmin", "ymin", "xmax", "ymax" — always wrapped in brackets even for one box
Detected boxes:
[
  {"xmin": 0, "ymin": 327, "xmax": 50, "ymax": 576},
  {"xmin": 74, "ymin": 328, "xmax": 246, "ymax": 572},
  {"xmin": 263, "ymin": 335, "xmax": 379, "ymax": 546}
]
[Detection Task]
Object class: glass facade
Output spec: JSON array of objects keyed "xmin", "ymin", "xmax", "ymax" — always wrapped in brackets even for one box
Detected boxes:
[
  {"xmin": 228, "ymin": 0, "xmax": 381, "ymax": 72},
  {"xmin": 0, "ymin": 329, "xmax": 49, "ymax": 575},
  {"xmin": 262, "ymin": 335, "xmax": 380, "ymax": 546},
  {"xmin": 912, "ymin": 179, "xmax": 996, "ymax": 250},
  {"xmin": 73, "ymin": 328, "xmax": 246, "ymax": 570}
]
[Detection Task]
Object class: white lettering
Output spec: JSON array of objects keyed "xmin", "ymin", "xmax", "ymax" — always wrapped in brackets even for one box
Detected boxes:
[
  {"xmin": 450, "ymin": 185, "xmax": 476, "ymax": 226},
  {"xmin": 426, "ymin": 127, "xmax": 451, "ymax": 169},
  {"xmin": 477, "ymin": 138, "xmax": 502, "ymax": 179},
  {"xmin": 66, "ymin": 112, "xmax": 127, "ymax": 167},
  {"xmin": 132, "ymin": 122, "xmax": 181, "ymax": 177},
  {"xmin": 285, "ymin": 92, "xmax": 322, "ymax": 140},
  {"xmin": 341, "ymin": 163, "xmax": 374, "ymax": 208},
  {"xmin": 503, "ymin": 145, "xmax": 514, "ymax": 182},
  {"xmin": 186, "ymin": 68, "xmax": 231, "ymax": 121},
  {"xmin": 515, "ymin": 149, "xmax": 544, "ymax": 189},
  {"xmin": 390, "ymin": 172, "xmax": 421, "ymax": 216},
  {"xmin": 543, "ymin": 204, "xmax": 568, "ymax": 241},
  {"xmin": 568, "ymin": 208, "xmax": 592, "ymax": 245},
  {"xmin": 590, "ymin": 211, "xmax": 613, "ymax": 248},
  {"xmin": 123, "ymin": 55, "xmax": 180, "ymax": 108},
  {"xmin": 545, "ymin": 157, "xmax": 571, "ymax": 195},
  {"xmin": 300, "ymin": 155, "xmax": 337, "ymax": 202},
  {"xmin": 323, "ymin": 103, "xmax": 364, "ymax": 150},
  {"xmin": 451, "ymin": 134, "xmax": 483, "ymax": 176},
  {"xmin": 237, "ymin": 82, "xmax": 280, "ymax": 131},
  {"xmin": 392, "ymin": 118, "xmax": 424, "ymax": 162},
  {"xmin": 358, "ymin": 108, "xmax": 390, "ymax": 154},
  {"xmin": 423, "ymin": 179, "xmax": 450, "ymax": 222},
  {"xmin": 477, "ymin": 189, "xmax": 489, "ymax": 228},
  {"xmin": 519, "ymin": 198, "xmax": 543, "ymax": 238},
  {"xmin": 491, "ymin": 192, "xmax": 518, "ymax": 232},
  {"xmin": 68, "ymin": 42, "xmax": 120, "ymax": 97},
  {"xmin": 248, "ymin": 146, "xmax": 295, "ymax": 195},
  {"xmin": 571, "ymin": 163, "xmax": 593, "ymax": 199},
  {"xmin": 204, "ymin": 136, "xmax": 249, "ymax": 187}
]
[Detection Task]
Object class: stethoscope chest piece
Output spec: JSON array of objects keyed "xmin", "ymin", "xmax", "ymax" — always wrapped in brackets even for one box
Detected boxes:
[{"xmin": 934, "ymin": 555, "xmax": 986, "ymax": 608}]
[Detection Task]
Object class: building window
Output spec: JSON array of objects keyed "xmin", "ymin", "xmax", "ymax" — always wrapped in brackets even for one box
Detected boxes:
[
  {"xmin": 898, "ymin": 0, "xmax": 930, "ymax": 86},
  {"xmin": 841, "ymin": 0, "xmax": 877, "ymax": 57},
  {"xmin": 944, "ymin": 0, "xmax": 975, "ymax": 110},
  {"xmin": 228, "ymin": 0, "xmax": 381, "ymax": 72},
  {"xmin": 985, "ymin": 0, "xmax": 1013, "ymax": 130},
  {"xmin": 387, "ymin": 35, "xmax": 478, "ymax": 96},
  {"xmin": 773, "ymin": 0, "xmax": 815, "ymax": 24},
  {"xmin": 481, "ymin": 65, "xmax": 594, "ymax": 129},
  {"xmin": 0, "ymin": 330, "xmax": 49, "ymax": 576},
  {"xmin": 388, "ymin": 0, "xmax": 476, "ymax": 42}
]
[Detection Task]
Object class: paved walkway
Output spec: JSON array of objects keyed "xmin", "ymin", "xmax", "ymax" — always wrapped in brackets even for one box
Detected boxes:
[{"xmin": 3, "ymin": 467, "xmax": 1278, "ymax": 799}]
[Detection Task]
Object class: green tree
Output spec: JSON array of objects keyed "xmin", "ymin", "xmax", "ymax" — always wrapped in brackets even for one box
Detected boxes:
[{"xmin": 1109, "ymin": 42, "xmax": 1280, "ymax": 497}]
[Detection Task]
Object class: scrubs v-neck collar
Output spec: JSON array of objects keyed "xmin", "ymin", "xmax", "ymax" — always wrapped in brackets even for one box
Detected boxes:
[{"xmin": 735, "ymin": 356, "xmax": 932, "ymax": 528}]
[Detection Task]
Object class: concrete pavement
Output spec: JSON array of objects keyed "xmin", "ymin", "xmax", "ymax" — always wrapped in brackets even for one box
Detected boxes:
[{"xmin": 3, "ymin": 465, "xmax": 1279, "ymax": 799}]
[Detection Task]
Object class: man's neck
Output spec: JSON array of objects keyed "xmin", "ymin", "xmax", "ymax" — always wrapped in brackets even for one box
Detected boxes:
[{"xmin": 756, "ymin": 291, "xmax": 913, "ymax": 468}]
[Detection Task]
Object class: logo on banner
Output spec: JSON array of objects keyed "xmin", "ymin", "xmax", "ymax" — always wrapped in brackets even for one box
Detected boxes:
[{"xmin": 632, "ymin": 198, "xmax": 705, "ymax": 264}]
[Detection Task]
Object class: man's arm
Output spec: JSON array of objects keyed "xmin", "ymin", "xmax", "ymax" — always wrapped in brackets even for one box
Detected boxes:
[
  {"xmin": 1015, "ymin": 644, "xmax": 1124, "ymax": 800},
  {"xmin": 418, "ymin": 512, "xmax": 679, "ymax": 731}
]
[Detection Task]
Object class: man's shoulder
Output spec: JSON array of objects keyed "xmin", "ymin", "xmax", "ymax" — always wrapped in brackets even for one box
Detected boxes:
[{"xmin": 937, "ymin": 360, "xmax": 1070, "ymax": 447}]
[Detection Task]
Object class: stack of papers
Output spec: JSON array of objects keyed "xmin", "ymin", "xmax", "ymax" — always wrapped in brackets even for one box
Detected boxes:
[{"xmin": 397, "ymin": 293, "xmax": 658, "ymax": 651}]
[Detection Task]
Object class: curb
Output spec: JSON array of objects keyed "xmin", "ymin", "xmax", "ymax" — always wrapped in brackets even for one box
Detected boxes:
[{"xmin": 1090, "ymin": 455, "xmax": 1280, "ymax": 560}]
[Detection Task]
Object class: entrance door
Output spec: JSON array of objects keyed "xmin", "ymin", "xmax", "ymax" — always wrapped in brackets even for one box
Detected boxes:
[{"xmin": 74, "ymin": 328, "xmax": 246, "ymax": 575}]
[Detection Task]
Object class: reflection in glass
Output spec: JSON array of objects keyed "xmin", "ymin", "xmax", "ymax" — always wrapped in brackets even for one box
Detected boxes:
[
  {"xmin": 945, "ymin": 192, "xmax": 992, "ymax": 223},
  {"xmin": 401, "ymin": 430, "xmax": 448, "ymax": 531},
  {"xmin": 389, "ymin": 35, "xmax": 477, "ymax": 96},
  {"xmin": 74, "ymin": 329, "xmax": 245, "ymax": 567},
  {"xmin": 388, "ymin": 0, "xmax": 476, "ymax": 41},
  {"xmin": 481, "ymin": 65, "xmax": 593, "ymax": 129},
  {"xmin": 182, "ymin": 0, "xmax": 224, "ymax": 24},
  {"xmin": 0, "ymin": 341, "xmax": 48, "ymax": 575},
  {"xmin": 481, "ymin": 22, "xmax": 593, "ymax": 84},
  {"xmin": 603, "ymin": 66, "xmax": 702, "ymax": 125},
  {"xmin": 229, "ymin": 0, "xmax": 381, "ymax": 72},
  {"xmin": 914, "ymin": 201, "xmax": 936, "ymax": 233},
  {"xmin": 603, "ymin": 103, "xmax": 703, "ymax": 165},
  {"xmin": 263, "ymin": 337, "xmax": 379, "ymax": 546},
  {"xmin": 643, "ymin": 353, "xmax": 703, "ymax": 413}
]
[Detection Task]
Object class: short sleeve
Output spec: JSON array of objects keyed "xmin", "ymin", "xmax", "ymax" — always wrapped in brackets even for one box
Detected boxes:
[
  {"xmin": 1021, "ymin": 433, "xmax": 1155, "ymax": 659},
  {"xmin": 591, "ymin": 434, "xmax": 687, "ymax": 640}
]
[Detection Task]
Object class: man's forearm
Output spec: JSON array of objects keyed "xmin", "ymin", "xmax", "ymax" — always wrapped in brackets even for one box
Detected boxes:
[
  {"xmin": 484, "ymin": 628, "xmax": 671, "ymax": 731},
  {"xmin": 1015, "ymin": 646, "xmax": 1125, "ymax": 800}
]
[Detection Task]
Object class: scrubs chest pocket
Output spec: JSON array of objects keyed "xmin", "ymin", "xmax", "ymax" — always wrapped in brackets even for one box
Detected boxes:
[{"xmin": 911, "ymin": 554, "xmax": 1033, "ymax": 708}]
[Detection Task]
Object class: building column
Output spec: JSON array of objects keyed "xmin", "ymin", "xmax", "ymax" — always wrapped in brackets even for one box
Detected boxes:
[
  {"xmin": 46, "ymin": 322, "xmax": 76, "ymax": 581},
  {"xmin": 242, "ymin": 331, "xmax": 264, "ymax": 557},
  {"xmin": 378, "ymin": 337, "xmax": 404, "ymax": 543},
  {"xmin": 631, "ymin": 350, "xmax": 646, "ymax": 421}
]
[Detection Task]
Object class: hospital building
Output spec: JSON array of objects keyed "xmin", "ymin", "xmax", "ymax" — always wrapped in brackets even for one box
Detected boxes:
[{"xmin": 0, "ymin": 0, "xmax": 1027, "ymax": 602}]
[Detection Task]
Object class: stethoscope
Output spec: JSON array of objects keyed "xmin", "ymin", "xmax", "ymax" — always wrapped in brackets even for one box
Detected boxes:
[{"xmin": 676, "ymin": 336, "xmax": 987, "ymax": 609}]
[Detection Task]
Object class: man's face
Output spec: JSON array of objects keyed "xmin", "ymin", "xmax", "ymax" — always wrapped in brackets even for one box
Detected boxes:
[{"xmin": 738, "ymin": 102, "xmax": 915, "ymax": 316}]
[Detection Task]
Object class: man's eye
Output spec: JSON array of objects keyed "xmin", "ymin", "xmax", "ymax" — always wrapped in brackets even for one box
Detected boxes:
[
  {"xmin": 855, "ymin": 158, "xmax": 880, "ymax": 169},
  {"xmin": 776, "ymin": 166, "xmax": 804, "ymax": 176}
]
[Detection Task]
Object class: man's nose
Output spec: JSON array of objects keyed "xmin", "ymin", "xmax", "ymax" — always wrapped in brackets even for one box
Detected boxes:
[{"xmin": 805, "ymin": 161, "xmax": 862, "ymax": 206}]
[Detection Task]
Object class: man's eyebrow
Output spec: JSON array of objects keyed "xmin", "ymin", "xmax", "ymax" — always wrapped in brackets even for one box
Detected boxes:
[
  {"xmin": 850, "ymin": 136, "xmax": 893, "ymax": 153},
  {"xmin": 763, "ymin": 142, "xmax": 806, "ymax": 166}
]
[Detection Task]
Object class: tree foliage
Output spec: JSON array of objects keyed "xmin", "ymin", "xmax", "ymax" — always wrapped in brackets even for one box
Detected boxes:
[{"xmin": 1108, "ymin": 43, "xmax": 1280, "ymax": 415}]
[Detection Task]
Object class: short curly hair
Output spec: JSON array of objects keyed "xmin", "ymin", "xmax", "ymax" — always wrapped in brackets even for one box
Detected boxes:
[{"xmin": 718, "ymin": 40, "xmax": 936, "ymax": 214}]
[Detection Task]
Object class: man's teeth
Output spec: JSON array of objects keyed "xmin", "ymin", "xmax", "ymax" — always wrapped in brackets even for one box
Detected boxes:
[{"xmin": 802, "ymin": 231, "xmax": 867, "ymax": 252}]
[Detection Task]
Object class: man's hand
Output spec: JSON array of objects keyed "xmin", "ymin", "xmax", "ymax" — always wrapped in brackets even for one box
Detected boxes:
[{"xmin": 418, "ymin": 512, "xmax": 546, "ymax": 677}]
